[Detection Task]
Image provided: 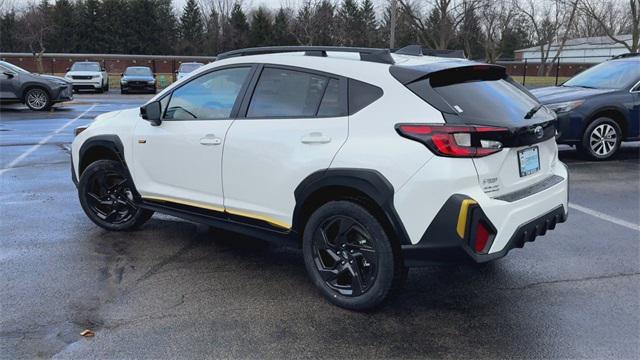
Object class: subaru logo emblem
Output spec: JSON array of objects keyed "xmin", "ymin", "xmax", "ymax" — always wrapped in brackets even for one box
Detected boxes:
[{"xmin": 532, "ymin": 126, "xmax": 544, "ymax": 139}]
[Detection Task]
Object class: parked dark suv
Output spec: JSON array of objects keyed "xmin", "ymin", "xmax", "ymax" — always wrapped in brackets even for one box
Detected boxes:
[
  {"xmin": 120, "ymin": 66, "xmax": 156, "ymax": 94},
  {"xmin": 0, "ymin": 61, "xmax": 73, "ymax": 111},
  {"xmin": 532, "ymin": 54, "xmax": 640, "ymax": 160}
]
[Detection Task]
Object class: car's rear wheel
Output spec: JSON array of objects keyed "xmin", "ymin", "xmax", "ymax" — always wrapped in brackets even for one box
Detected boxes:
[
  {"xmin": 303, "ymin": 201, "xmax": 403, "ymax": 310},
  {"xmin": 78, "ymin": 160, "xmax": 153, "ymax": 231},
  {"xmin": 579, "ymin": 117, "xmax": 622, "ymax": 160},
  {"xmin": 25, "ymin": 88, "xmax": 51, "ymax": 111}
]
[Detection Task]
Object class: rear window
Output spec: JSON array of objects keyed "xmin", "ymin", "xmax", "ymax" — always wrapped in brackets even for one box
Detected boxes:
[{"xmin": 402, "ymin": 66, "xmax": 549, "ymax": 126}]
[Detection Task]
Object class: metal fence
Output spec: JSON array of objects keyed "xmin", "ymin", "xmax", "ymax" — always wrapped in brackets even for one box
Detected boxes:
[{"xmin": 495, "ymin": 55, "xmax": 618, "ymax": 88}]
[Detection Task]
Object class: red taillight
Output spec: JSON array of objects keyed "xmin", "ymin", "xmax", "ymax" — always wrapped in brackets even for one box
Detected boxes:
[
  {"xmin": 474, "ymin": 221, "xmax": 490, "ymax": 253},
  {"xmin": 396, "ymin": 124, "xmax": 508, "ymax": 158}
]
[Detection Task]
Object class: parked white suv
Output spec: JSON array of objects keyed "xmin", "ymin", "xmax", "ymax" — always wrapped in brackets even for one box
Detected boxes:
[
  {"xmin": 71, "ymin": 46, "xmax": 569, "ymax": 310},
  {"xmin": 65, "ymin": 61, "xmax": 109, "ymax": 93}
]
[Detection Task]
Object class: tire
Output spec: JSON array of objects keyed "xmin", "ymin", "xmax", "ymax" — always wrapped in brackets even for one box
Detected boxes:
[
  {"xmin": 302, "ymin": 200, "xmax": 403, "ymax": 311},
  {"xmin": 24, "ymin": 87, "xmax": 52, "ymax": 111},
  {"xmin": 78, "ymin": 160, "xmax": 153, "ymax": 231},
  {"xmin": 96, "ymin": 87, "xmax": 104, "ymax": 94},
  {"xmin": 105, "ymin": 81, "xmax": 109, "ymax": 92},
  {"xmin": 578, "ymin": 117, "xmax": 622, "ymax": 160},
  {"xmin": 120, "ymin": 89, "xmax": 127, "ymax": 95}
]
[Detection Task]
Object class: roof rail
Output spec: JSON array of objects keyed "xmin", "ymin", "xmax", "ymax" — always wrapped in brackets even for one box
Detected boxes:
[
  {"xmin": 610, "ymin": 52, "xmax": 639, "ymax": 60},
  {"xmin": 216, "ymin": 46, "xmax": 395, "ymax": 64}
]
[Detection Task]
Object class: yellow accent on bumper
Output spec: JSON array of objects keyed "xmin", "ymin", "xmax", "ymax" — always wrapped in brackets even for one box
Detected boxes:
[
  {"xmin": 141, "ymin": 196, "xmax": 291, "ymax": 230},
  {"xmin": 456, "ymin": 199, "xmax": 477, "ymax": 238}
]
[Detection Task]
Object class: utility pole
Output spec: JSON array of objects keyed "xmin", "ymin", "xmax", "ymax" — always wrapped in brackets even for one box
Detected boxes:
[{"xmin": 389, "ymin": 0, "xmax": 397, "ymax": 48}]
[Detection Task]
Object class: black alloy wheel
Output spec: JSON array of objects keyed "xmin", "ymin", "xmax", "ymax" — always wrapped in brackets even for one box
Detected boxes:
[
  {"xmin": 78, "ymin": 160, "xmax": 153, "ymax": 231},
  {"xmin": 303, "ymin": 201, "xmax": 404, "ymax": 310},
  {"xmin": 312, "ymin": 215, "xmax": 378, "ymax": 296}
]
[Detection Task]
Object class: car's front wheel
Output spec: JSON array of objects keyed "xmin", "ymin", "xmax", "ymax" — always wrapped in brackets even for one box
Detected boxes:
[
  {"xmin": 303, "ymin": 201, "xmax": 404, "ymax": 310},
  {"xmin": 24, "ymin": 87, "xmax": 51, "ymax": 111},
  {"xmin": 78, "ymin": 160, "xmax": 153, "ymax": 231},
  {"xmin": 579, "ymin": 117, "xmax": 622, "ymax": 160}
]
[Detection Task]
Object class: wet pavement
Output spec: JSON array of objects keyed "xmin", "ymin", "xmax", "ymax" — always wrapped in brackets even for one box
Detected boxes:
[{"xmin": 1, "ymin": 92, "xmax": 639, "ymax": 359}]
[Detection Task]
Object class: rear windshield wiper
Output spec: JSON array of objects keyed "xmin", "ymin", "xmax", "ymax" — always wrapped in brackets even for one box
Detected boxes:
[{"xmin": 524, "ymin": 104, "xmax": 543, "ymax": 119}]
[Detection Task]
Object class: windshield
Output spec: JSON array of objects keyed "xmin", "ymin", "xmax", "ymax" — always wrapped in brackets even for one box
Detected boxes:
[
  {"xmin": 0, "ymin": 61, "xmax": 29, "ymax": 74},
  {"xmin": 564, "ymin": 60, "xmax": 640, "ymax": 90},
  {"xmin": 179, "ymin": 63, "xmax": 202, "ymax": 73},
  {"xmin": 125, "ymin": 67, "xmax": 152, "ymax": 76},
  {"xmin": 71, "ymin": 62, "xmax": 100, "ymax": 72}
]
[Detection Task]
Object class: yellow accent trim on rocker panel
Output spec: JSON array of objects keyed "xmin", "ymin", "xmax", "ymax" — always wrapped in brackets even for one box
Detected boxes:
[
  {"xmin": 141, "ymin": 195, "xmax": 291, "ymax": 230},
  {"xmin": 225, "ymin": 208, "xmax": 291, "ymax": 230},
  {"xmin": 456, "ymin": 199, "xmax": 477, "ymax": 238}
]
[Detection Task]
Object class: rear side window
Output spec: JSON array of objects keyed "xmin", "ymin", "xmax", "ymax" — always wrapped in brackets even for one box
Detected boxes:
[
  {"xmin": 165, "ymin": 67, "xmax": 250, "ymax": 120},
  {"xmin": 348, "ymin": 79, "xmax": 383, "ymax": 114},
  {"xmin": 247, "ymin": 68, "xmax": 330, "ymax": 118}
]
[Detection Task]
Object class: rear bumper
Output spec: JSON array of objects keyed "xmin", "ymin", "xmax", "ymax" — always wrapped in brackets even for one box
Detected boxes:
[
  {"xmin": 402, "ymin": 198, "xmax": 567, "ymax": 266},
  {"xmin": 399, "ymin": 161, "xmax": 569, "ymax": 267}
]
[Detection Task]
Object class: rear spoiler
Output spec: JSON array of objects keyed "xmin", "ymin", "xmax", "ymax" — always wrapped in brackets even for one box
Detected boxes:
[{"xmin": 389, "ymin": 62, "xmax": 507, "ymax": 85}]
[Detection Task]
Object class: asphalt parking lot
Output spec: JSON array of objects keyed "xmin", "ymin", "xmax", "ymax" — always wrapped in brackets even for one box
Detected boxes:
[{"xmin": 1, "ymin": 92, "xmax": 639, "ymax": 359}]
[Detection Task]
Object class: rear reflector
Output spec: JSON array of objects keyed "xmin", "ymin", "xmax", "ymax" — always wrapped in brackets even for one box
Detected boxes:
[
  {"xmin": 474, "ymin": 221, "xmax": 490, "ymax": 253},
  {"xmin": 396, "ymin": 124, "xmax": 508, "ymax": 158}
]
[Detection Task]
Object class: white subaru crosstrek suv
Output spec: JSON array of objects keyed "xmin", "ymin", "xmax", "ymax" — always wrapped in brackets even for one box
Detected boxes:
[
  {"xmin": 65, "ymin": 61, "xmax": 109, "ymax": 93},
  {"xmin": 71, "ymin": 46, "xmax": 569, "ymax": 310}
]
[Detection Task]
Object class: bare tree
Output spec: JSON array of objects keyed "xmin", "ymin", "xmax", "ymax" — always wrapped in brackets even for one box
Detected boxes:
[
  {"xmin": 398, "ymin": 0, "xmax": 481, "ymax": 49},
  {"xmin": 479, "ymin": 0, "xmax": 515, "ymax": 62},
  {"xmin": 516, "ymin": 0, "xmax": 579, "ymax": 75},
  {"xmin": 20, "ymin": 3, "xmax": 52, "ymax": 73},
  {"xmin": 581, "ymin": 0, "xmax": 639, "ymax": 52}
]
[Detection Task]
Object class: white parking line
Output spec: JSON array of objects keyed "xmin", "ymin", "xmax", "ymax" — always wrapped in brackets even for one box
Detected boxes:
[
  {"xmin": 569, "ymin": 202, "xmax": 640, "ymax": 232},
  {"xmin": 0, "ymin": 104, "xmax": 96, "ymax": 175}
]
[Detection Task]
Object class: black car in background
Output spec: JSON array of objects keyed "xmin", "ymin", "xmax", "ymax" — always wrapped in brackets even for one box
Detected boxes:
[
  {"xmin": 0, "ymin": 60, "xmax": 73, "ymax": 111},
  {"xmin": 532, "ymin": 54, "xmax": 640, "ymax": 160},
  {"xmin": 120, "ymin": 66, "xmax": 156, "ymax": 94}
]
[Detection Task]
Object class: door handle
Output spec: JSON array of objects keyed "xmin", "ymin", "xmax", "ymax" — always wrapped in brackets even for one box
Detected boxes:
[
  {"xmin": 200, "ymin": 135, "xmax": 222, "ymax": 146},
  {"xmin": 301, "ymin": 132, "xmax": 331, "ymax": 144}
]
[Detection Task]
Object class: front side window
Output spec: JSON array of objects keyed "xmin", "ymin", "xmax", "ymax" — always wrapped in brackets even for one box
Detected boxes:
[
  {"xmin": 247, "ymin": 68, "xmax": 330, "ymax": 118},
  {"xmin": 164, "ymin": 67, "xmax": 250, "ymax": 120}
]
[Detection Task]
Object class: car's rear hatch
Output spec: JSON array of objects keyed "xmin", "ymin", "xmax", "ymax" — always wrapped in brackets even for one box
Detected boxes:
[{"xmin": 391, "ymin": 61, "xmax": 559, "ymax": 198}]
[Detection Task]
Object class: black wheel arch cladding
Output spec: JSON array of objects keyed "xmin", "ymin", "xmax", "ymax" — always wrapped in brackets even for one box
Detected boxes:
[{"xmin": 292, "ymin": 168, "xmax": 412, "ymax": 245}]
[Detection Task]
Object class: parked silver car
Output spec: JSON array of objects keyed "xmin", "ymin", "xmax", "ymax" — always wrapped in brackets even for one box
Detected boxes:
[{"xmin": 0, "ymin": 61, "xmax": 73, "ymax": 111}]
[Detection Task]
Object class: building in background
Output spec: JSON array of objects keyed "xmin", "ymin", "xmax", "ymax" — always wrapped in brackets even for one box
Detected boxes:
[{"xmin": 515, "ymin": 34, "xmax": 633, "ymax": 63}]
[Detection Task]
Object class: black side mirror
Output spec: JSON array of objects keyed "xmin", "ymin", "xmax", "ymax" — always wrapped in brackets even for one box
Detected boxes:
[
  {"xmin": 3, "ymin": 71, "xmax": 14, "ymax": 79},
  {"xmin": 101, "ymin": 68, "xmax": 106, "ymax": 72},
  {"xmin": 120, "ymin": 73, "xmax": 124, "ymax": 77},
  {"xmin": 140, "ymin": 101, "xmax": 162, "ymax": 126},
  {"xmin": 66, "ymin": 67, "xmax": 70, "ymax": 72}
]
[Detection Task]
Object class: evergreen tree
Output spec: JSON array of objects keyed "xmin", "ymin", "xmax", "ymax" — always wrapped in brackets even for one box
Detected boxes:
[
  {"xmin": 337, "ymin": 0, "xmax": 363, "ymax": 46},
  {"xmin": 179, "ymin": 0, "xmax": 205, "ymax": 55},
  {"xmin": 249, "ymin": 7, "xmax": 273, "ymax": 47},
  {"xmin": 293, "ymin": 1, "xmax": 313, "ymax": 45},
  {"xmin": 48, "ymin": 0, "xmax": 77, "ymax": 53},
  {"xmin": 74, "ymin": 0, "xmax": 103, "ymax": 53},
  {"xmin": 312, "ymin": 0, "xmax": 336, "ymax": 45},
  {"xmin": 272, "ymin": 8, "xmax": 295, "ymax": 46},
  {"xmin": 153, "ymin": 0, "xmax": 178, "ymax": 54},
  {"xmin": 227, "ymin": 3, "xmax": 249, "ymax": 50},
  {"xmin": 204, "ymin": 8, "xmax": 221, "ymax": 55},
  {"xmin": 455, "ymin": 5, "xmax": 484, "ymax": 59},
  {"xmin": 360, "ymin": 0, "xmax": 378, "ymax": 47},
  {"xmin": 99, "ymin": 0, "xmax": 129, "ymax": 53},
  {"xmin": 0, "ymin": 10, "xmax": 19, "ymax": 51}
]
